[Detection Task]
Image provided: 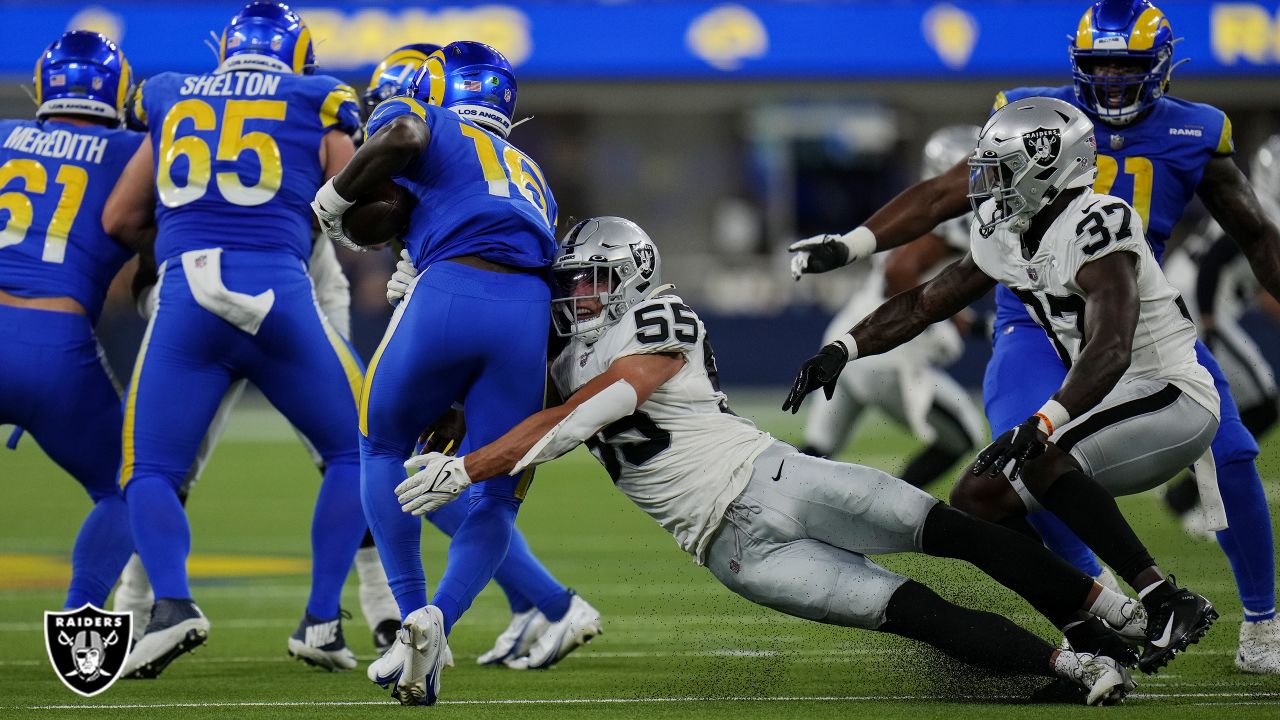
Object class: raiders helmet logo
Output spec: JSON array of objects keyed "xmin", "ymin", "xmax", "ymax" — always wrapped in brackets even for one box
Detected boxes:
[
  {"xmin": 44, "ymin": 605, "xmax": 132, "ymax": 697},
  {"xmin": 1023, "ymin": 127, "xmax": 1062, "ymax": 167},
  {"xmin": 633, "ymin": 244, "xmax": 656, "ymax": 280}
]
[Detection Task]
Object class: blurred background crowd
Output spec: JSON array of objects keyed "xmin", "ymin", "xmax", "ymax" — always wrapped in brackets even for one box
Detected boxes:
[{"xmin": 2, "ymin": 0, "xmax": 1279, "ymax": 386}]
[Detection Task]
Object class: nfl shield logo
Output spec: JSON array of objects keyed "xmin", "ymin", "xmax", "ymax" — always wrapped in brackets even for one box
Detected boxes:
[
  {"xmin": 44, "ymin": 605, "xmax": 132, "ymax": 697},
  {"xmin": 1027, "ymin": 267, "xmax": 1039, "ymax": 282},
  {"xmin": 1110, "ymin": 133, "xmax": 1125, "ymax": 151},
  {"xmin": 91, "ymin": 77, "xmax": 103, "ymax": 91}
]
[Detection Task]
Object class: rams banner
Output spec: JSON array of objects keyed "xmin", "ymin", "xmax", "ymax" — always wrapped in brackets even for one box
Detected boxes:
[{"xmin": 2, "ymin": 1, "xmax": 1279, "ymax": 79}]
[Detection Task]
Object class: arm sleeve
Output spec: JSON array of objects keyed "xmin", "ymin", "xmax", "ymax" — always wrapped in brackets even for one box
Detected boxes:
[
  {"xmin": 1195, "ymin": 233, "xmax": 1241, "ymax": 318},
  {"xmin": 308, "ymin": 233, "xmax": 352, "ymax": 338}
]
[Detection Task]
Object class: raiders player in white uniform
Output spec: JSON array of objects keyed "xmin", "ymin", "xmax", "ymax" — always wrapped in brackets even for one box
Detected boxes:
[
  {"xmin": 801, "ymin": 126, "xmax": 985, "ymax": 490},
  {"xmin": 110, "ymin": 235, "xmax": 402, "ymax": 664},
  {"xmin": 392, "ymin": 216, "xmax": 1151, "ymax": 706},
  {"xmin": 787, "ymin": 97, "xmax": 1219, "ymax": 675}
]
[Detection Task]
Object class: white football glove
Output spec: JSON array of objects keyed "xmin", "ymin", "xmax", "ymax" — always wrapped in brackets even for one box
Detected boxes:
[
  {"xmin": 311, "ymin": 178, "xmax": 362, "ymax": 252},
  {"xmin": 397, "ymin": 452, "xmax": 472, "ymax": 516},
  {"xmin": 787, "ymin": 226, "xmax": 878, "ymax": 280},
  {"xmin": 387, "ymin": 249, "xmax": 418, "ymax": 306}
]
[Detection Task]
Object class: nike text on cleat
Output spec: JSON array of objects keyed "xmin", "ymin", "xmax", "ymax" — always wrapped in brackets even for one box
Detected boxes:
[
  {"xmin": 121, "ymin": 599, "xmax": 210, "ymax": 679},
  {"xmin": 505, "ymin": 593, "xmax": 602, "ymax": 670},
  {"xmin": 1138, "ymin": 584, "xmax": 1218, "ymax": 674},
  {"xmin": 287, "ymin": 611, "xmax": 357, "ymax": 671},
  {"xmin": 477, "ymin": 608, "xmax": 550, "ymax": 666},
  {"xmin": 371, "ymin": 606, "xmax": 450, "ymax": 706},
  {"xmin": 1236, "ymin": 617, "xmax": 1280, "ymax": 674}
]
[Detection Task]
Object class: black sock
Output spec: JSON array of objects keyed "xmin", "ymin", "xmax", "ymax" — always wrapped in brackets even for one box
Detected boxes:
[
  {"xmin": 880, "ymin": 580, "xmax": 1055, "ymax": 677},
  {"xmin": 1035, "ymin": 469, "xmax": 1155, "ymax": 588},
  {"xmin": 1163, "ymin": 472, "xmax": 1200, "ymax": 515},
  {"xmin": 921, "ymin": 504, "xmax": 1091, "ymax": 628},
  {"xmin": 997, "ymin": 515, "xmax": 1044, "ymax": 543},
  {"xmin": 901, "ymin": 443, "xmax": 966, "ymax": 489},
  {"xmin": 360, "ymin": 529, "xmax": 376, "ymax": 548}
]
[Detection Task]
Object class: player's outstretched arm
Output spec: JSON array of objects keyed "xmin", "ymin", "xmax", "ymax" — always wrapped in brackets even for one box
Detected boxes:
[
  {"xmin": 789, "ymin": 159, "xmax": 970, "ymax": 278},
  {"xmin": 1198, "ymin": 156, "xmax": 1280, "ymax": 302},
  {"xmin": 1055, "ymin": 252, "xmax": 1139, "ymax": 417},
  {"xmin": 102, "ymin": 135, "xmax": 157, "ymax": 253},
  {"xmin": 783, "ymin": 254, "xmax": 993, "ymax": 412},
  {"xmin": 395, "ymin": 353, "xmax": 684, "ymax": 515}
]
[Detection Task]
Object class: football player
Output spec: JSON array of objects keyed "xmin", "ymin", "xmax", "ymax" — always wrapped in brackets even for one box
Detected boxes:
[
  {"xmin": 799, "ymin": 125, "xmax": 985, "ymax": 490},
  {"xmin": 312, "ymin": 42, "xmax": 598, "ymax": 705},
  {"xmin": 103, "ymin": 1, "xmax": 369, "ymax": 677},
  {"xmin": 789, "ymin": 0, "xmax": 1280, "ymax": 672},
  {"xmin": 0, "ymin": 32, "xmax": 140, "ymax": 611},
  {"xmin": 789, "ymin": 97, "xmax": 1218, "ymax": 675},
  {"xmin": 362, "ymin": 42, "xmax": 595, "ymax": 669},
  {"xmin": 396, "ymin": 216, "xmax": 1150, "ymax": 706}
]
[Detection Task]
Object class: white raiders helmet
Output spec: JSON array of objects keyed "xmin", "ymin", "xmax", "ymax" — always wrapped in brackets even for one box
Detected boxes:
[
  {"xmin": 968, "ymin": 96, "xmax": 1097, "ymax": 235},
  {"xmin": 552, "ymin": 216, "xmax": 666, "ymax": 344},
  {"xmin": 921, "ymin": 124, "xmax": 980, "ymax": 181}
]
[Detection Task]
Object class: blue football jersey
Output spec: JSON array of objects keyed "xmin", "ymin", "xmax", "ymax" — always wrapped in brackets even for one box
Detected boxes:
[
  {"xmin": 991, "ymin": 86, "xmax": 1233, "ymax": 327},
  {"xmin": 135, "ymin": 70, "xmax": 360, "ymax": 263},
  {"xmin": 0, "ymin": 119, "xmax": 142, "ymax": 321},
  {"xmin": 365, "ymin": 97, "xmax": 558, "ymax": 269}
]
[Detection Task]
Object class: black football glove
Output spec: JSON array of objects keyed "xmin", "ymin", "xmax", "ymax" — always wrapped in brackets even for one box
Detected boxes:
[
  {"xmin": 971, "ymin": 415, "xmax": 1049, "ymax": 480},
  {"xmin": 787, "ymin": 235, "xmax": 851, "ymax": 279},
  {"xmin": 782, "ymin": 342, "xmax": 849, "ymax": 414}
]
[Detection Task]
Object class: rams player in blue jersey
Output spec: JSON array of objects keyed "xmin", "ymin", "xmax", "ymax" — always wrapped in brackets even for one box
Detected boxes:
[
  {"xmin": 0, "ymin": 31, "xmax": 139, "ymax": 613},
  {"xmin": 102, "ymin": 1, "xmax": 370, "ymax": 678},
  {"xmin": 313, "ymin": 42, "xmax": 598, "ymax": 704},
  {"xmin": 790, "ymin": 0, "xmax": 1280, "ymax": 673},
  {"xmin": 359, "ymin": 44, "xmax": 597, "ymax": 670}
]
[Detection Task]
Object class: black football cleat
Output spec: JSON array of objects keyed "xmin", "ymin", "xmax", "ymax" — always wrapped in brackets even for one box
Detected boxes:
[
  {"xmin": 1138, "ymin": 582, "xmax": 1218, "ymax": 674},
  {"xmin": 1063, "ymin": 616, "xmax": 1140, "ymax": 668}
]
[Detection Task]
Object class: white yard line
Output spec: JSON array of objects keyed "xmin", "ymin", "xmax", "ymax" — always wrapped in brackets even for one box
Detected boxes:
[{"xmin": 19, "ymin": 691, "xmax": 1280, "ymax": 711}]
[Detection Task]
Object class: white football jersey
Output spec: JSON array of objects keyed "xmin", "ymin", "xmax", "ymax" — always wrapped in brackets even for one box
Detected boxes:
[
  {"xmin": 550, "ymin": 293, "xmax": 775, "ymax": 563},
  {"xmin": 969, "ymin": 191, "xmax": 1218, "ymax": 417}
]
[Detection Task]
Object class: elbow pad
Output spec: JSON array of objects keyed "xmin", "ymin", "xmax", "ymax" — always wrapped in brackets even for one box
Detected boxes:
[{"xmin": 512, "ymin": 379, "xmax": 638, "ymax": 474}]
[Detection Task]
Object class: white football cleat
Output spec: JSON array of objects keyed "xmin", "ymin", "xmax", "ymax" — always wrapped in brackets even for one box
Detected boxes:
[
  {"xmin": 1059, "ymin": 652, "xmax": 1135, "ymax": 706},
  {"xmin": 506, "ymin": 594, "xmax": 602, "ymax": 670},
  {"xmin": 1108, "ymin": 597, "xmax": 1148, "ymax": 644},
  {"xmin": 287, "ymin": 612, "xmax": 358, "ymax": 671},
  {"xmin": 122, "ymin": 599, "xmax": 210, "ymax": 679},
  {"xmin": 477, "ymin": 608, "xmax": 550, "ymax": 666},
  {"xmin": 1236, "ymin": 617, "xmax": 1280, "ymax": 674},
  {"xmin": 369, "ymin": 606, "xmax": 450, "ymax": 705},
  {"xmin": 112, "ymin": 554, "xmax": 154, "ymax": 644}
]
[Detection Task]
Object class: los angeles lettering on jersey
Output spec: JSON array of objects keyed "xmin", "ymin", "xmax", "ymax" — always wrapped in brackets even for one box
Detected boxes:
[
  {"xmin": 2, "ymin": 126, "xmax": 107, "ymax": 164},
  {"xmin": 179, "ymin": 72, "xmax": 281, "ymax": 97}
]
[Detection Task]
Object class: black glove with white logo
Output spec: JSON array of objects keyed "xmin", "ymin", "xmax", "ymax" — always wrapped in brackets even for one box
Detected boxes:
[{"xmin": 971, "ymin": 416, "xmax": 1049, "ymax": 479}]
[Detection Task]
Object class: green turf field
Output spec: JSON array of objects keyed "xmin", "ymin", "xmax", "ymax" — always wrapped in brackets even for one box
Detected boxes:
[{"xmin": 3, "ymin": 391, "xmax": 1280, "ymax": 718}]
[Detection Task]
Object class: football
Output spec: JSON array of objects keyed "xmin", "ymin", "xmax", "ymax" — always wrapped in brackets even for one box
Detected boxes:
[{"xmin": 343, "ymin": 180, "xmax": 415, "ymax": 247}]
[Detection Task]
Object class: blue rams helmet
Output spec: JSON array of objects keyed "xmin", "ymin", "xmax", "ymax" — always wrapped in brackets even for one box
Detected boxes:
[
  {"xmin": 407, "ymin": 41, "xmax": 518, "ymax": 137},
  {"xmin": 1070, "ymin": 0, "xmax": 1179, "ymax": 126},
  {"xmin": 364, "ymin": 43, "xmax": 441, "ymax": 119},
  {"xmin": 218, "ymin": 1, "xmax": 314, "ymax": 75},
  {"xmin": 34, "ymin": 31, "xmax": 131, "ymax": 123}
]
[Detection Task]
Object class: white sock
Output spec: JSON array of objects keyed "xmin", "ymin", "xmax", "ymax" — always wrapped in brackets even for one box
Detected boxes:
[
  {"xmin": 1088, "ymin": 584, "xmax": 1137, "ymax": 628},
  {"xmin": 355, "ymin": 546, "xmax": 399, "ymax": 632},
  {"xmin": 1052, "ymin": 649, "xmax": 1083, "ymax": 680}
]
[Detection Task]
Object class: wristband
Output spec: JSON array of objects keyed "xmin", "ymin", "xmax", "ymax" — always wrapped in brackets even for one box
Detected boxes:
[
  {"xmin": 839, "ymin": 226, "xmax": 878, "ymax": 264},
  {"xmin": 1034, "ymin": 399, "xmax": 1071, "ymax": 435},
  {"xmin": 831, "ymin": 331, "xmax": 859, "ymax": 363},
  {"xmin": 315, "ymin": 178, "xmax": 354, "ymax": 215}
]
